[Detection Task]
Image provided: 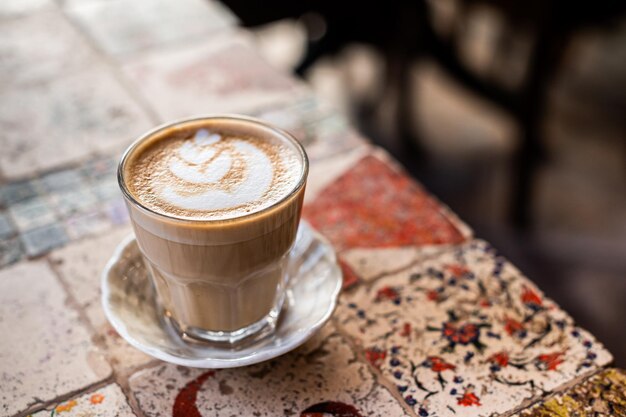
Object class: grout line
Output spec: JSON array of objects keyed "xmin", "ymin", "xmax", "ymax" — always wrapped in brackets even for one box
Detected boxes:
[
  {"xmin": 14, "ymin": 376, "xmax": 115, "ymax": 417},
  {"xmin": 113, "ymin": 360, "xmax": 162, "ymax": 417},
  {"xmin": 331, "ymin": 317, "xmax": 419, "ymax": 417},
  {"xmin": 52, "ymin": 3, "xmax": 163, "ymax": 126},
  {"xmin": 340, "ymin": 244, "xmax": 455, "ymax": 292},
  {"xmin": 497, "ymin": 366, "xmax": 611, "ymax": 417},
  {"xmin": 46, "ymin": 253, "xmax": 99, "ymax": 339},
  {"xmin": 46, "ymin": 242, "xmax": 160, "ymax": 417}
]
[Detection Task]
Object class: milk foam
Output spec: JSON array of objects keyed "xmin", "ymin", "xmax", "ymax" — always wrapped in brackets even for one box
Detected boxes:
[{"xmin": 127, "ymin": 128, "xmax": 302, "ymax": 220}]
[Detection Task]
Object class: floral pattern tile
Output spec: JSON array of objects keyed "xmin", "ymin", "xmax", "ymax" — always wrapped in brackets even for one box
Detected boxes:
[
  {"xmin": 31, "ymin": 383, "xmax": 136, "ymax": 417},
  {"xmin": 129, "ymin": 325, "xmax": 411, "ymax": 417},
  {"xmin": 515, "ymin": 368, "xmax": 626, "ymax": 417},
  {"xmin": 335, "ymin": 240, "xmax": 612, "ymax": 417},
  {"xmin": 340, "ymin": 245, "xmax": 450, "ymax": 283},
  {"xmin": 0, "ymin": 261, "xmax": 111, "ymax": 416},
  {"xmin": 122, "ymin": 34, "xmax": 308, "ymax": 120}
]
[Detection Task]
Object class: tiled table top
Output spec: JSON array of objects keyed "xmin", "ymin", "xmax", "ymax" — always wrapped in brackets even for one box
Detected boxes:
[{"xmin": 0, "ymin": 1, "xmax": 618, "ymax": 416}]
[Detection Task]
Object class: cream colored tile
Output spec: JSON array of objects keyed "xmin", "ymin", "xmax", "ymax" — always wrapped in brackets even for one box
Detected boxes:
[{"xmin": 0, "ymin": 261, "xmax": 111, "ymax": 416}]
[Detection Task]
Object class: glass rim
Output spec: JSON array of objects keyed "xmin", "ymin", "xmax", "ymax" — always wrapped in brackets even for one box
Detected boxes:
[{"xmin": 117, "ymin": 114, "xmax": 309, "ymax": 225}]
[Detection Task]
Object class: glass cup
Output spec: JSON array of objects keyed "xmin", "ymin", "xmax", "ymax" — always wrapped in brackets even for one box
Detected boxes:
[{"xmin": 117, "ymin": 116, "xmax": 308, "ymax": 346}]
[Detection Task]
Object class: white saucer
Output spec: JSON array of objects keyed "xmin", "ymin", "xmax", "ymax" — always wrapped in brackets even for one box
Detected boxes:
[{"xmin": 101, "ymin": 221, "xmax": 341, "ymax": 368}]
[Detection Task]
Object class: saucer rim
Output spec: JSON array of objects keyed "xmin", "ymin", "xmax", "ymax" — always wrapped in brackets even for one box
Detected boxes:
[{"xmin": 100, "ymin": 221, "xmax": 342, "ymax": 368}]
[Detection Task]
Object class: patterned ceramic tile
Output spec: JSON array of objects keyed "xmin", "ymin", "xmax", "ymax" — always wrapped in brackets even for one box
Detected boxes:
[
  {"xmin": 303, "ymin": 153, "xmax": 468, "ymax": 253},
  {"xmin": 129, "ymin": 326, "xmax": 411, "ymax": 417},
  {"xmin": 0, "ymin": 67, "xmax": 152, "ymax": 179},
  {"xmin": 21, "ymin": 223, "xmax": 68, "ymax": 257},
  {"xmin": 335, "ymin": 240, "xmax": 613, "ymax": 417},
  {"xmin": 39, "ymin": 168, "xmax": 85, "ymax": 192},
  {"xmin": 66, "ymin": 0, "xmax": 236, "ymax": 56},
  {"xmin": 122, "ymin": 34, "xmax": 307, "ymax": 120},
  {"xmin": 0, "ymin": 159, "xmax": 129, "ymax": 258},
  {"xmin": 305, "ymin": 145, "xmax": 371, "ymax": 204},
  {"xmin": 103, "ymin": 198, "xmax": 130, "ymax": 225},
  {"xmin": 0, "ymin": 11, "xmax": 98, "ymax": 87},
  {"xmin": 303, "ymin": 152, "xmax": 469, "ymax": 288},
  {"xmin": 92, "ymin": 176, "xmax": 120, "ymax": 202},
  {"xmin": 340, "ymin": 245, "xmax": 450, "ymax": 283},
  {"xmin": 0, "ymin": 180, "xmax": 38, "ymax": 206},
  {"xmin": 0, "ymin": 211, "xmax": 15, "ymax": 238},
  {"xmin": 251, "ymin": 97, "xmax": 368, "ymax": 161},
  {"xmin": 82, "ymin": 156, "xmax": 118, "ymax": 181},
  {"xmin": 48, "ymin": 188, "xmax": 99, "ymax": 217},
  {"xmin": 515, "ymin": 368, "xmax": 626, "ymax": 417},
  {"xmin": 0, "ymin": 0, "xmax": 53, "ymax": 18},
  {"xmin": 50, "ymin": 227, "xmax": 152, "ymax": 372},
  {"xmin": 0, "ymin": 261, "xmax": 111, "ymax": 416},
  {"xmin": 0, "ymin": 235, "xmax": 22, "ymax": 267},
  {"xmin": 64, "ymin": 210, "xmax": 111, "ymax": 240},
  {"xmin": 31, "ymin": 383, "xmax": 136, "ymax": 417},
  {"xmin": 8, "ymin": 197, "xmax": 57, "ymax": 231}
]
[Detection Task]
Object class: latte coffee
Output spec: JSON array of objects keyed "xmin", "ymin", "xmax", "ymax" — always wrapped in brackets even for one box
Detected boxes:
[{"xmin": 118, "ymin": 116, "xmax": 308, "ymax": 344}]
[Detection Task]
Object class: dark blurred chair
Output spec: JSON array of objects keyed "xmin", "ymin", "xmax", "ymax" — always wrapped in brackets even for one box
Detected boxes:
[
  {"xmin": 413, "ymin": 0, "xmax": 626, "ymax": 229},
  {"xmin": 221, "ymin": 0, "xmax": 625, "ymax": 229}
]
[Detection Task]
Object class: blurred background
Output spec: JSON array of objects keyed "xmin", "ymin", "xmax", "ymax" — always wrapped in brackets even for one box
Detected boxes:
[{"xmin": 222, "ymin": 0, "xmax": 626, "ymax": 362}]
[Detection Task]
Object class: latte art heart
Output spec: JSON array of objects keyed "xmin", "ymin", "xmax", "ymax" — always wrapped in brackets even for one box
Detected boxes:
[
  {"xmin": 163, "ymin": 133, "xmax": 274, "ymax": 211},
  {"xmin": 126, "ymin": 128, "xmax": 303, "ymax": 220}
]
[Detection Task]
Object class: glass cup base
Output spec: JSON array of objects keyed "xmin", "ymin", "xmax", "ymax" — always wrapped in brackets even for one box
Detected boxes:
[{"xmin": 165, "ymin": 294, "xmax": 286, "ymax": 348}]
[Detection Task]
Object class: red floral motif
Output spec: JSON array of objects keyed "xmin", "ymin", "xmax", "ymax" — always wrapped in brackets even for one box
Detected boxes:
[
  {"xmin": 365, "ymin": 348, "xmax": 387, "ymax": 369},
  {"xmin": 55, "ymin": 400, "xmax": 77, "ymax": 413},
  {"xmin": 427, "ymin": 356, "xmax": 456, "ymax": 372},
  {"xmin": 446, "ymin": 264, "xmax": 470, "ymax": 277},
  {"xmin": 488, "ymin": 352, "xmax": 509, "ymax": 367},
  {"xmin": 479, "ymin": 299, "xmax": 491, "ymax": 308},
  {"xmin": 303, "ymin": 156, "xmax": 466, "ymax": 252},
  {"xmin": 400, "ymin": 322, "xmax": 411, "ymax": 337},
  {"xmin": 536, "ymin": 352, "xmax": 565, "ymax": 371},
  {"xmin": 457, "ymin": 392, "xmax": 481, "ymax": 407},
  {"xmin": 521, "ymin": 286, "xmax": 543, "ymax": 307},
  {"xmin": 426, "ymin": 289, "xmax": 441, "ymax": 301},
  {"xmin": 173, "ymin": 371, "xmax": 215, "ymax": 417},
  {"xmin": 90, "ymin": 393, "xmax": 105, "ymax": 404},
  {"xmin": 504, "ymin": 317, "xmax": 524, "ymax": 336},
  {"xmin": 443, "ymin": 322, "xmax": 480, "ymax": 345},
  {"xmin": 375, "ymin": 286, "xmax": 400, "ymax": 302}
]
